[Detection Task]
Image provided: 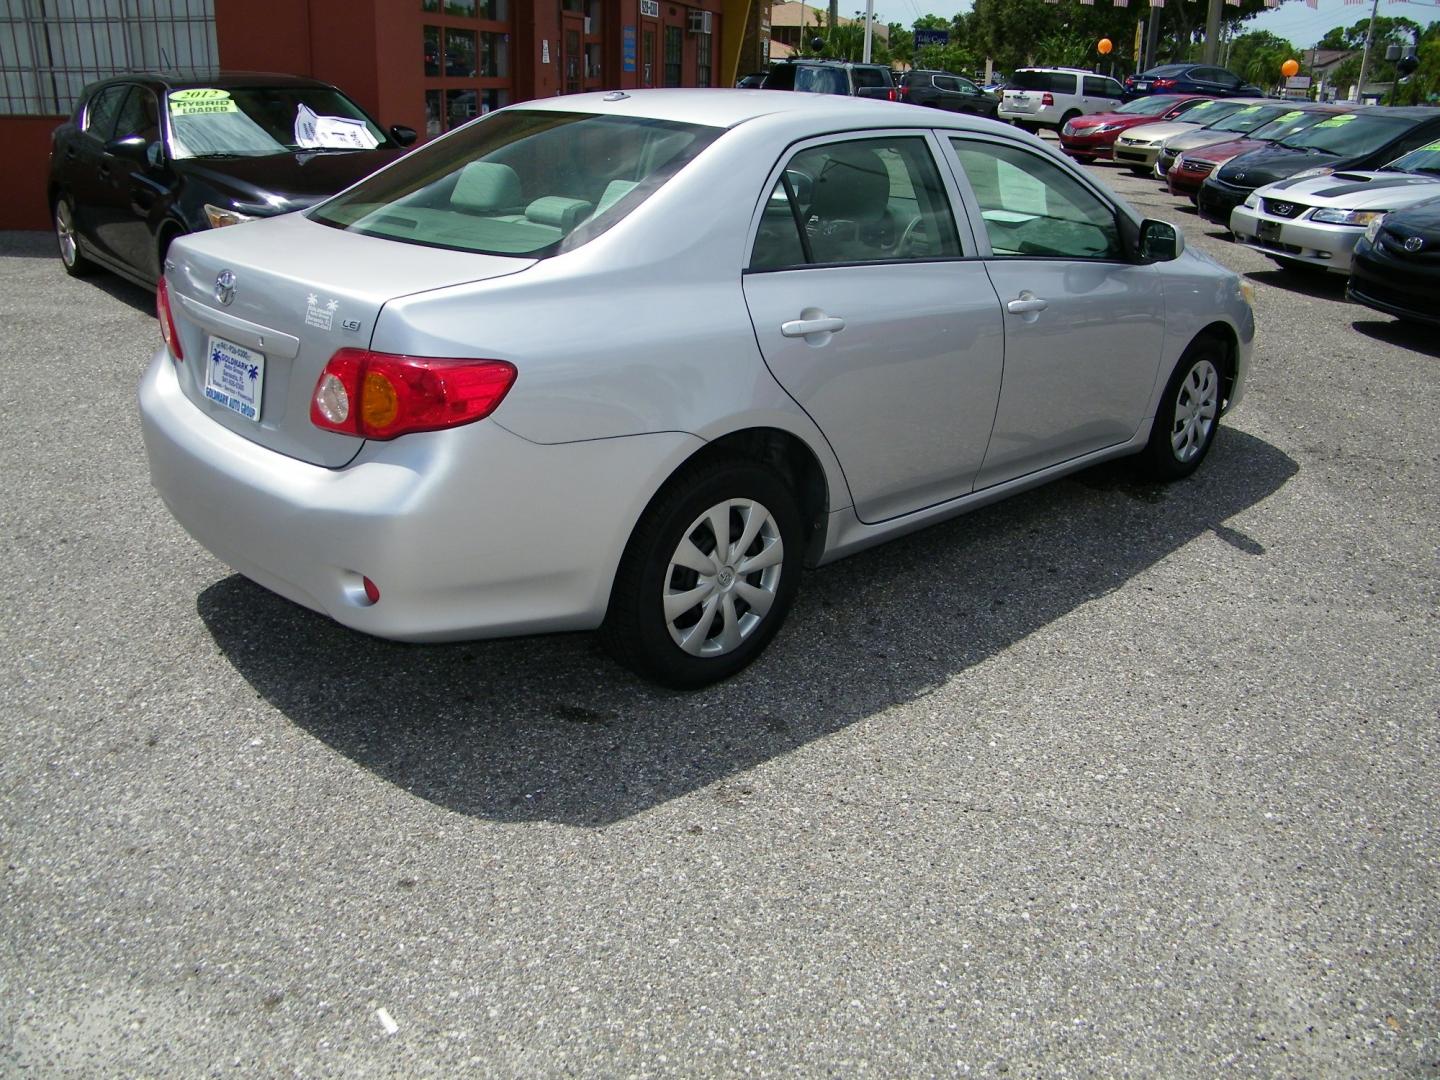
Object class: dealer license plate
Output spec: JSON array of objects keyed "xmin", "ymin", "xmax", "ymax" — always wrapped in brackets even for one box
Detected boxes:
[
  {"xmin": 1134, "ymin": 81, "xmax": 1150, "ymax": 90},
  {"xmin": 204, "ymin": 336, "xmax": 265, "ymax": 422},
  {"xmin": 1257, "ymin": 219, "xmax": 1283, "ymax": 246}
]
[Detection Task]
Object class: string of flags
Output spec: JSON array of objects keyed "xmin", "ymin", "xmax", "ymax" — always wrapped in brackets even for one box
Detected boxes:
[{"xmin": 1035, "ymin": 0, "xmax": 1418, "ymax": 7}]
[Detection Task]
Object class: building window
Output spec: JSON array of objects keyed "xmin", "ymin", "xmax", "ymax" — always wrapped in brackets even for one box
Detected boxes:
[
  {"xmin": 422, "ymin": 0, "xmax": 477, "ymax": 15},
  {"xmin": 480, "ymin": 31, "xmax": 509, "ymax": 77},
  {"xmin": 424, "ymin": 26, "xmax": 441, "ymax": 76},
  {"xmin": 425, "ymin": 89, "xmax": 443, "ymax": 138},
  {"xmin": 1, "ymin": 0, "xmax": 218, "ymax": 116},
  {"xmin": 663, "ymin": 25, "xmax": 681, "ymax": 87},
  {"xmin": 480, "ymin": 0, "xmax": 508, "ymax": 18},
  {"xmin": 445, "ymin": 27, "xmax": 477, "ymax": 77},
  {"xmin": 696, "ymin": 28, "xmax": 712, "ymax": 88}
]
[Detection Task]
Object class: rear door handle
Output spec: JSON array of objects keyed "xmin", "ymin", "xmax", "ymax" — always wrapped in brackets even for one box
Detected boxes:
[
  {"xmin": 781, "ymin": 316, "xmax": 846, "ymax": 338},
  {"xmin": 1006, "ymin": 293, "xmax": 1049, "ymax": 314}
]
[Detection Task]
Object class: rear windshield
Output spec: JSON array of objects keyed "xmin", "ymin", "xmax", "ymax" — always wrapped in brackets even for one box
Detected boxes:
[
  {"xmin": 1010, "ymin": 71, "xmax": 1075, "ymax": 93},
  {"xmin": 1141, "ymin": 65, "xmax": 1189, "ymax": 78},
  {"xmin": 1278, "ymin": 112, "xmax": 1415, "ymax": 156},
  {"xmin": 310, "ymin": 110, "xmax": 719, "ymax": 257},
  {"xmin": 165, "ymin": 85, "xmax": 389, "ymax": 159}
]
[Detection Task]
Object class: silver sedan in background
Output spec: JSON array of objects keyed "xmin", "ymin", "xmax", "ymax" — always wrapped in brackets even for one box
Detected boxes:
[{"xmin": 140, "ymin": 90, "xmax": 1254, "ymax": 688}]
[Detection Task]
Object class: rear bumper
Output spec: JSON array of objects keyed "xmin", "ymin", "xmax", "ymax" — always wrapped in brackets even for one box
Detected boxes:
[
  {"xmin": 139, "ymin": 349, "xmax": 702, "ymax": 642},
  {"xmin": 1230, "ymin": 207, "xmax": 1361, "ymax": 273}
]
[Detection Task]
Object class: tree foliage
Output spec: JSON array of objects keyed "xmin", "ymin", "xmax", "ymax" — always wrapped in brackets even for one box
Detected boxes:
[{"xmin": 1226, "ymin": 30, "xmax": 1297, "ymax": 90}]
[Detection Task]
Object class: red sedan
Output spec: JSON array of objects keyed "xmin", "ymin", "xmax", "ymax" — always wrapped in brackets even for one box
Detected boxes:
[{"xmin": 1058, "ymin": 94, "xmax": 1212, "ymax": 163}]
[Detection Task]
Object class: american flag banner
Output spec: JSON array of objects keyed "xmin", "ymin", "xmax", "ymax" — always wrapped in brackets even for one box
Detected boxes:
[
  {"xmin": 1150, "ymin": 0, "xmax": 1164, "ymax": 8},
  {"xmin": 1305, "ymin": 0, "xmax": 1317, "ymax": 7},
  {"xmin": 1113, "ymin": 0, "xmax": 1128, "ymax": 7},
  {"xmin": 1226, "ymin": 0, "xmax": 1240, "ymax": 6},
  {"xmin": 1264, "ymin": 0, "xmax": 1279, "ymax": 7}
]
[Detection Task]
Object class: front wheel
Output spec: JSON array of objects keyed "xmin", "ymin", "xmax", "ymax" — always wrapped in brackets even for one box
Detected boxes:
[
  {"xmin": 1140, "ymin": 345, "xmax": 1224, "ymax": 481},
  {"xmin": 54, "ymin": 196, "xmax": 96, "ymax": 277},
  {"xmin": 600, "ymin": 458, "xmax": 803, "ymax": 689}
]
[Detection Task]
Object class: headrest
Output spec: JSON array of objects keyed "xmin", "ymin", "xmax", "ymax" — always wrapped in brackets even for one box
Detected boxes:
[{"xmin": 452, "ymin": 161, "xmax": 522, "ymax": 213}]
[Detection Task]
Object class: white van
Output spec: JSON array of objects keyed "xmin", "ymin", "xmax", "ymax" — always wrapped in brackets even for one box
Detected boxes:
[{"xmin": 999, "ymin": 68, "xmax": 1125, "ymax": 131}]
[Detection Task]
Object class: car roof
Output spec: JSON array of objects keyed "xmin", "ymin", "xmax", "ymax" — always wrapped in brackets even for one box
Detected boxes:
[
  {"xmin": 1015, "ymin": 66, "xmax": 1103, "ymax": 76},
  {"xmin": 82, "ymin": 70, "xmax": 338, "ymax": 94},
  {"xmin": 507, "ymin": 88, "xmax": 998, "ymax": 132}
]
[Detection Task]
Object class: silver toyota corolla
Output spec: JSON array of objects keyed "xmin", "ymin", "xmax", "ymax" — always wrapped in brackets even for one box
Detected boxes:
[{"xmin": 140, "ymin": 89, "xmax": 1254, "ymax": 688}]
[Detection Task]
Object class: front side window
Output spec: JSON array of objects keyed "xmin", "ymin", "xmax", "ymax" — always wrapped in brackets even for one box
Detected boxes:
[
  {"xmin": 950, "ymin": 138, "xmax": 1122, "ymax": 260},
  {"xmin": 312, "ymin": 111, "xmax": 719, "ymax": 257},
  {"xmin": 749, "ymin": 136, "xmax": 963, "ymax": 270},
  {"xmin": 112, "ymin": 86, "xmax": 159, "ymax": 143},
  {"xmin": 84, "ymin": 85, "xmax": 128, "ymax": 138}
]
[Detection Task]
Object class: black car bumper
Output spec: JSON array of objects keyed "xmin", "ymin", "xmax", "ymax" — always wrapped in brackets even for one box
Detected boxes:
[
  {"xmin": 1197, "ymin": 176, "xmax": 1251, "ymax": 229},
  {"xmin": 1347, "ymin": 237, "xmax": 1440, "ymax": 326}
]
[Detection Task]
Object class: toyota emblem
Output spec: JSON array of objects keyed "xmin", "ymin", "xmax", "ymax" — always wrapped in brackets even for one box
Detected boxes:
[
  {"xmin": 214, "ymin": 269, "xmax": 236, "ymax": 306},
  {"xmin": 1403, "ymin": 236, "xmax": 1424, "ymax": 253}
]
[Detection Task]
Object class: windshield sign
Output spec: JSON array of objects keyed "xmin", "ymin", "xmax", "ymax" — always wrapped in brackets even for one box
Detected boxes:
[{"xmin": 166, "ymin": 86, "xmax": 385, "ymax": 159}]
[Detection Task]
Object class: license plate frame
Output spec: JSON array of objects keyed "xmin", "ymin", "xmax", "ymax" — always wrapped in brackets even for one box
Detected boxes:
[
  {"xmin": 204, "ymin": 336, "xmax": 266, "ymax": 423},
  {"xmin": 1257, "ymin": 219, "xmax": 1283, "ymax": 246}
]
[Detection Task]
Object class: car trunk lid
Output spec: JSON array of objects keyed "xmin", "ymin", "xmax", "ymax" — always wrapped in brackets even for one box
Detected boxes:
[{"xmin": 164, "ymin": 212, "xmax": 535, "ymax": 467}]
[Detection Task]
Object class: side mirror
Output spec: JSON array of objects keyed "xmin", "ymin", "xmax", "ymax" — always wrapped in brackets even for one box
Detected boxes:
[
  {"xmin": 390, "ymin": 124, "xmax": 418, "ymax": 148},
  {"xmin": 104, "ymin": 134, "xmax": 158, "ymax": 164},
  {"xmin": 1139, "ymin": 218, "xmax": 1184, "ymax": 262}
]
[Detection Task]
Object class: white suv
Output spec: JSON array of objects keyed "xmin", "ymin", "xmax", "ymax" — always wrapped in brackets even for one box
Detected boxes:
[{"xmin": 999, "ymin": 68, "xmax": 1125, "ymax": 132}]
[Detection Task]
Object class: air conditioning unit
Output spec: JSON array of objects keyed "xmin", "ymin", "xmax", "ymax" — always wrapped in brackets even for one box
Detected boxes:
[{"xmin": 688, "ymin": 10, "xmax": 712, "ymax": 33}]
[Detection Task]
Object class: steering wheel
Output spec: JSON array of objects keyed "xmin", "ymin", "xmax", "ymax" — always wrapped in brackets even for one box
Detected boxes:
[{"xmin": 894, "ymin": 215, "xmax": 929, "ymax": 259}]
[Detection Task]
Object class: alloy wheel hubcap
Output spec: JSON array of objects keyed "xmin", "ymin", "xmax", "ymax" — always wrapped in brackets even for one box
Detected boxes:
[
  {"xmin": 56, "ymin": 205, "xmax": 76, "ymax": 267},
  {"xmin": 663, "ymin": 498, "xmax": 784, "ymax": 658},
  {"xmin": 1171, "ymin": 359, "xmax": 1219, "ymax": 463}
]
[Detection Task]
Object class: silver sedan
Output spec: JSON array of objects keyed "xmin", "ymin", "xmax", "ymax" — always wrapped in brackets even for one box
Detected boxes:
[{"xmin": 140, "ymin": 90, "xmax": 1254, "ymax": 688}]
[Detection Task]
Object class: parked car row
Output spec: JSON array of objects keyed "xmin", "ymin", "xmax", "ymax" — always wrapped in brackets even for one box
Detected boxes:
[{"xmin": 1056, "ymin": 91, "xmax": 1440, "ymax": 325}]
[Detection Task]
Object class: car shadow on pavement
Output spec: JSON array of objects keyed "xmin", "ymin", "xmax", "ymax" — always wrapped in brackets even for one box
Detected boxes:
[
  {"xmin": 1350, "ymin": 318, "xmax": 1440, "ymax": 358},
  {"xmin": 197, "ymin": 429, "xmax": 1297, "ymax": 827},
  {"xmin": 1243, "ymin": 267, "xmax": 1349, "ymax": 303}
]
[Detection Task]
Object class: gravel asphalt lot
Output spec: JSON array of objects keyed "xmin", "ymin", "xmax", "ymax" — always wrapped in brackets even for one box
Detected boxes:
[{"xmin": 2, "ymin": 142, "xmax": 1437, "ymax": 1077}]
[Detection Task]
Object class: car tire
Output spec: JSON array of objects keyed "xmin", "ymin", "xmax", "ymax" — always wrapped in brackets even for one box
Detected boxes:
[
  {"xmin": 54, "ymin": 196, "xmax": 96, "ymax": 277},
  {"xmin": 1060, "ymin": 110, "xmax": 1080, "ymax": 129},
  {"xmin": 600, "ymin": 457, "xmax": 804, "ymax": 689},
  {"xmin": 1139, "ymin": 340, "xmax": 1225, "ymax": 481}
]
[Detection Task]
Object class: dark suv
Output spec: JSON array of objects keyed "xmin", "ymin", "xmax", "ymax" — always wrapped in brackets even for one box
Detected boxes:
[
  {"xmin": 898, "ymin": 70, "xmax": 998, "ymax": 117},
  {"xmin": 760, "ymin": 59, "xmax": 896, "ymax": 100}
]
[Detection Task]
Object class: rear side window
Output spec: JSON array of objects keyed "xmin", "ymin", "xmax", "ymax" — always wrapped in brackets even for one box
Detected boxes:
[
  {"xmin": 312, "ymin": 110, "xmax": 720, "ymax": 257},
  {"xmin": 84, "ymin": 85, "xmax": 128, "ymax": 138},
  {"xmin": 749, "ymin": 136, "xmax": 963, "ymax": 270},
  {"xmin": 852, "ymin": 68, "xmax": 890, "ymax": 89},
  {"xmin": 794, "ymin": 66, "xmax": 848, "ymax": 95},
  {"xmin": 1049, "ymin": 73, "xmax": 1077, "ymax": 94},
  {"xmin": 761, "ymin": 66, "xmax": 795, "ymax": 90}
]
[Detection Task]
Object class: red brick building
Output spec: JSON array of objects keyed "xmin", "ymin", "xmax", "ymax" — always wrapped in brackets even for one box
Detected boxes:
[{"xmin": 0, "ymin": 0, "xmax": 767, "ymax": 230}]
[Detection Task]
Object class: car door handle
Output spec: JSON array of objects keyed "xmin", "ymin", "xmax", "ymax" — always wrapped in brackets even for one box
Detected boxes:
[
  {"xmin": 1006, "ymin": 294, "xmax": 1049, "ymax": 314},
  {"xmin": 781, "ymin": 316, "xmax": 846, "ymax": 338}
]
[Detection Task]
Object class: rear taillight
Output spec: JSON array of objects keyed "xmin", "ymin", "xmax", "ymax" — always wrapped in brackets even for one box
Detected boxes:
[
  {"xmin": 1153, "ymin": 78, "xmax": 1176, "ymax": 90},
  {"xmin": 1042, "ymin": 92, "xmax": 1054, "ymax": 107},
  {"xmin": 888, "ymin": 88, "xmax": 897, "ymax": 102},
  {"xmin": 156, "ymin": 277, "xmax": 183, "ymax": 362},
  {"xmin": 309, "ymin": 348, "xmax": 516, "ymax": 440}
]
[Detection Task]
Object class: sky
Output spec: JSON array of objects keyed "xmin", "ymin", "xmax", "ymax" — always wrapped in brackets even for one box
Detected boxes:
[{"xmin": 864, "ymin": 0, "xmax": 1440, "ymax": 49}]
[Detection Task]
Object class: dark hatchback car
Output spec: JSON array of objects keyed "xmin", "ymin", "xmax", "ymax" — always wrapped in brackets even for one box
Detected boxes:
[
  {"xmin": 50, "ymin": 71, "xmax": 417, "ymax": 288},
  {"xmin": 1347, "ymin": 196, "xmax": 1440, "ymax": 326},
  {"xmin": 1198, "ymin": 107, "xmax": 1440, "ymax": 229},
  {"xmin": 898, "ymin": 70, "xmax": 999, "ymax": 117},
  {"xmin": 1124, "ymin": 64, "xmax": 1263, "ymax": 100}
]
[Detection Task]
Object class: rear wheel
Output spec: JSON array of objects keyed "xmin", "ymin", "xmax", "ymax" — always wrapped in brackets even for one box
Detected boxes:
[
  {"xmin": 54, "ymin": 196, "xmax": 96, "ymax": 277},
  {"xmin": 1140, "ymin": 342, "xmax": 1225, "ymax": 481},
  {"xmin": 600, "ymin": 458, "xmax": 803, "ymax": 689}
]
